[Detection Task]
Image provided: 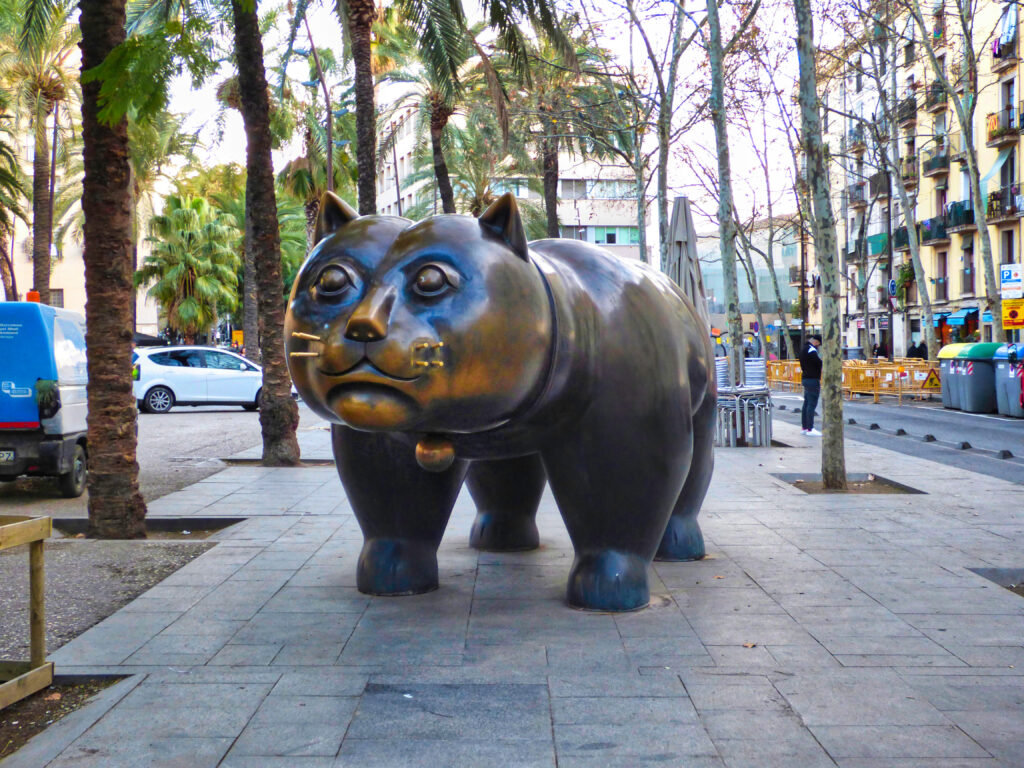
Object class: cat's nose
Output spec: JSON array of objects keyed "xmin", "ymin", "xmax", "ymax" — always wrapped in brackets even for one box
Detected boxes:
[{"xmin": 345, "ymin": 286, "xmax": 394, "ymax": 342}]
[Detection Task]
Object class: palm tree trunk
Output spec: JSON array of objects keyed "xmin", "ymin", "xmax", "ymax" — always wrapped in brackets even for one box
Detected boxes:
[
  {"xmin": 350, "ymin": 0, "xmax": 377, "ymax": 215},
  {"xmin": 243, "ymin": 240, "xmax": 258, "ymax": 361},
  {"xmin": 430, "ymin": 100, "xmax": 455, "ymax": 214},
  {"xmin": 231, "ymin": 0, "xmax": 300, "ymax": 466},
  {"xmin": 32, "ymin": 119, "xmax": 51, "ymax": 304},
  {"xmin": 0, "ymin": 240, "xmax": 16, "ymax": 299},
  {"xmin": 79, "ymin": 0, "xmax": 147, "ymax": 538},
  {"xmin": 541, "ymin": 132, "xmax": 559, "ymax": 238}
]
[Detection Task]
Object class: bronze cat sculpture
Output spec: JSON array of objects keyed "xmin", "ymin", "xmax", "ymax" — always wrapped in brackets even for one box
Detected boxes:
[{"xmin": 285, "ymin": 192, "xmax": 716, "ymax": 612}]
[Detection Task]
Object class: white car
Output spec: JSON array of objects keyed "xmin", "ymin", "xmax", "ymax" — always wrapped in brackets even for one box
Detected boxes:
[{"xmin": 133, "ymin": 346, "xmax": 267, "ymax": 413}]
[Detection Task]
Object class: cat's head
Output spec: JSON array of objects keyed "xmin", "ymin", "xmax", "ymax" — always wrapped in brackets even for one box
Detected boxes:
[{"xmin": 285, "ymin": 192, "xmax": 553, "ymax": 434}]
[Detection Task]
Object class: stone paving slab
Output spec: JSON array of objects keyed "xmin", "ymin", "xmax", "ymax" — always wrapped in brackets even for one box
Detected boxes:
[{"xmin": 4, "ymin": 420, "xmax": 1024, "ymax": 767}]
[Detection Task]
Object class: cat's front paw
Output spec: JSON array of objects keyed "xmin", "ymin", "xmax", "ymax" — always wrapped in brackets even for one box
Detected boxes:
[
  {"xmin": 566, "ymin": 550, "xmax": 650, "ymax": 612},
  {"xmin": 357, "ymin": 538, "xmax": 439, "ymax": 595}
]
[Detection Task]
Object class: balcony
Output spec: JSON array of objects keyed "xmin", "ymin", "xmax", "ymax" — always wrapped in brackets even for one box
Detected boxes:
[
  {"xmin": 922, "ymin": 145, "xmax": 950, "ymax": 176},
  {"xmin": 900, "ymin": 155, "xmax": 919, "ymax": 189},
  {"xmin": 847, "ymin": 125, "xmax": 866, "ymax": 154},
  {"xmin": 933, "ymin": 276, "xmax": 949, "ymax": 302},
  {"xmin": 848, "ymin": 183, "xmax": 867, "ymax": 209},
  {"xmin": 869, "ymin": 170, "xmax": 890, "ymax": 199},
  {"xmin": 931, "ymin": 18, "xmax": 946, "ymax": 48},
  {"xmin": 987, "ymin": 184, "xmax": 1024, "ymax": 223},
  {"xmin": 992, "ymin": 35, "xmax": 1017, "ymax": 73},
  {"xmin": 944, "ymin": 199, "xmax": 976, "ymax": 232},
  {"xmin": 986, "ymin": 106, "xmax": 1020, "ymax": 147},
  {"xmin": 925, "ymin": 82, "xmax": 946, "ymax": 112},
  {"xmin": 897, "ymin": 95, "xmax": 918, "ymax": 127},
  {"xmin": 920, "ymin": 215, "xmax": 949, "ymax": 245},
  {"xmin": 961, "ymin": 267, "xmax": 975, "ymax": 295},
  {"xmin": 894, "ymin": 225, "xmax": 912, "ymax": 251}
]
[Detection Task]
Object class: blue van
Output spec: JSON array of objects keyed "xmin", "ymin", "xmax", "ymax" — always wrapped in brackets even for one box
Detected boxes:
[{"xmin": 0, "ymin": 301, "xmax": 88, "ymax": 497}]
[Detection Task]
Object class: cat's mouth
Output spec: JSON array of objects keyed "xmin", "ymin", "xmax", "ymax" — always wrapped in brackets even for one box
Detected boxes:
[{"xmin": 317, "ymin": 357, "xmax": 421, "ymax": 383}]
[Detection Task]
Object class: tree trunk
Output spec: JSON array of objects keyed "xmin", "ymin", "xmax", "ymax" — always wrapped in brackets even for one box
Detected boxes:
[
  {"xmin": 794, "ymin": 0, "xmax": 846, "ymax": 489},
  {"xmin": 541, "ymin": 132, "xmax": 559, "ymax": 238},
  {"xmin": 231, "ymin": 0, "xmax": 300, "ymax": 466},
  {"xmin": 706, "ymin": 0, "xmax": 743, "ymax": 385},
  {"xmin": 32, "ymin": 118, "xmax": 51, "ymax": 304},
  {"xmin": 350, "ymin": 0, "xmax": 377, "ymax": 215},
  {"xmin": 79, "ymin": 0, "xmax": 147, "ymax": 538},
  {"xmin": 430, "ymin": 99, "xmax": 455, "ymax": 214},
  {"xmin": 634, "ymin": 157, "xmax": 648, "ymax": 263},
  {"xmin": 0, "ymin": 241, "xmax": 17, "ymax": 300},
  {"xmin": 243, "ymin": 239, "xmax": 259, "ymax": 362}
]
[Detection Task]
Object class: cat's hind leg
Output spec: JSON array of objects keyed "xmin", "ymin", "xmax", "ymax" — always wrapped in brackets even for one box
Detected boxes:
[
  {"xmin": 332, "ymin": 425, "xmax": 468, "ymax": 595},
  {"xmin": 656, "ymin": 391, "xmax": 715, "ymax": 561},
  {"xmin": 541, "ymin": 422, "xmax": 688, "ymax": 612},
  {"xmin": 467, "ymin": 454, "xmax": 546, "ymax": 551}
]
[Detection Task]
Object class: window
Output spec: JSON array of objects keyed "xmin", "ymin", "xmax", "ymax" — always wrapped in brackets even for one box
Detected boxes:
[
  {"xmin": 150, "ymin": 350, "xmax": 204, "ymax": 368},
  {"xmin": 904, "ymin": 41, "xmax": 915, "ymax": 66},
  {"xmin": 587, "ymin": 179, "xmax": 635, "ymax": 199},
  {"xmin": 560, "ymin": 179, "xmax": 587, "ymax": 199},
  {"xmin": 1002, "ymin": 229, "xmax": 1015, "ymax": 264},
  {"xmin": 593, "ymin": 226, "xmax": 640, "ymax": 245},
  {"xmin": 561, "ymin": 225, "xmax": 586, "ymax": 240},
  {"xmin": 206, "ymin": 351, "xmax": 250, "ymax": 371},
  {"xmin": 49, "ymin": 288, "xmax": 63, "ymax": 308},
  {"xmin": 492, "ymin": 178, "xmax": 531, "ymax": 198}
]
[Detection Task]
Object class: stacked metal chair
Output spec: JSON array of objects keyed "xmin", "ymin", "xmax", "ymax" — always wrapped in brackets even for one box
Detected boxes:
[{"xmin": 714, "ymin": 356, "xmax": 773, "ymax": 447}]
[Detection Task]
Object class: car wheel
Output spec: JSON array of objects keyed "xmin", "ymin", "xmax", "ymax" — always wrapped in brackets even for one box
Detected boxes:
[
  {"xmin": 58, "ymin": 444, "xmax": 87, "ymax": 498},
  {"xmin": 144, "ymin": 386, "xmax": 174, "ymax": 414},
  {"xmin": 243, "ymin": 389, "xmax": 261, "ymax": 412}
]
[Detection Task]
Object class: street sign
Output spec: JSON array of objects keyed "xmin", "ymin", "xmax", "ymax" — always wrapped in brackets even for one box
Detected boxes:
[
  {"xmin": 1001, "ymin": 263, "xmax": 1023, "ymax": 299},
  {"xmin": 1004, "ymin": 297, "xmax": 1024, "ymax": 329},
  {"xmin": 922, "ymin": 369, "xmax": 942, "ymax": 389},
  {"xmin": 888, "ymin": 278, "xmax": 897, "ymax": 296}
]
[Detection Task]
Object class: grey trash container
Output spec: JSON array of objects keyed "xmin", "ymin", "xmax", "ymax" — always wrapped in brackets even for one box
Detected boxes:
[
  {"xmin": 938, "ymin": 343, "xmax": 969, "ymax": 410},
  {"xmin": 994, "ymin": 344, "xmax": 1024, "ymax": 418},
  {"xmin": 958, "ymin": 343, "xmax": 1001, "ymax": 414}
]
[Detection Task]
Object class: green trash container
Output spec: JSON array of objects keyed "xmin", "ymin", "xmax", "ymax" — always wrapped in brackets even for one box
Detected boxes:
[
  {"xmin": 957, "ymin": 342, "xmax": 1002, "ymax": 413},
  {"xmin": 994, "ymin": 344, "xmax": 1024, "ymax": 418},
  {"xmin": 938, "ymin": 343, "xmax": 970, "ymax": 409}
]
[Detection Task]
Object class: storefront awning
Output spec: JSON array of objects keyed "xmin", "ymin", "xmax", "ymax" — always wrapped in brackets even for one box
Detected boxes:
[
  {"xmin": 933, "ymin": 312, "xmax": 950, "ymax": 327},
  {"xmin": 946, "ymin": 307, "xmax": 978, "ymax": 326},
  {"xmin": 982, "ymin": 310, "xmax": 994, "ymax": 322}
]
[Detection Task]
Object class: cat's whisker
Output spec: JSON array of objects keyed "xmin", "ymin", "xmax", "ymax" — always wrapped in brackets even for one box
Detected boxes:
[
  {"xmin": 291, "ymin": 331, "xmax": 322, "ymax": 342},
  {"xmin": 290, "ymin": 351, "xmax": 320, "ymax": 358}
]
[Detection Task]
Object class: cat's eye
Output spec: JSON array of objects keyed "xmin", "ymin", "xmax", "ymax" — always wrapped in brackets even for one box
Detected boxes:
[
  {"xmin": 315, "ymin": 265, "xmax": 352, "ymax": 297},
  {"xmin": 412, "ymin": 265, "xmax": 449, "ymax": 296}
]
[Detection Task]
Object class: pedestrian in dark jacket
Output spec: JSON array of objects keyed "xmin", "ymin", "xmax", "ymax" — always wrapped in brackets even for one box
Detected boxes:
[{"xmin": 799, "ymin": 335, "xmax": 822, "ymax": 435}]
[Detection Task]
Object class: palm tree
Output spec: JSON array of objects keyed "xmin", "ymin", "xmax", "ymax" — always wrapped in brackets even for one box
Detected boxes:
[
  {"xmin": 77, "ymin": 0, "xmax": 148, "ymax": 537},
  {"xmin": 0, "ymin": 92, "xmax": 26, "ymax": 300},
  {"xmin": 1, "ymin": 0, "xmax": 79, "ymax": 305},
  {"xmin": 285, "ymin": 0, "xmax": 572, "ymax": 215},
  {"xmin": 135, "ymin": 195, "xmax": 239, "ymax": 342},
  {"xmin": 231, "ymin": 0, "xmax": 300, "ymax": 465}
]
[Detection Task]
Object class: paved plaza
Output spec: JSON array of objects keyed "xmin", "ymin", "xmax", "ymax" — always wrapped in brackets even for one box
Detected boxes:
[{"xmin": 3, "ymin": 421, "xmax": 1024, "ymax": 767}]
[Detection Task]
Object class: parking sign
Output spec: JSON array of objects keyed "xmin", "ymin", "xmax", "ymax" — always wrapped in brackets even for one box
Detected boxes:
[{"xmin": 1001, "ymin": 263, "xmax": 1023, "ymax": 298}]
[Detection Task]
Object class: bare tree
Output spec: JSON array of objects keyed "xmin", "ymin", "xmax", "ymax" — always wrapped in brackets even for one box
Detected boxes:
[{"xmin": 794, "ymin": 0, "xmax": 847, "ymax": 488}]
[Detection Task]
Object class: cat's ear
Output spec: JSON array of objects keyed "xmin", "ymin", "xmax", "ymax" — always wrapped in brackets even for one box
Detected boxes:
[
  {"xmin": 315, "ymin": 192, "xmax": 359, "ymax": 244},
  {"xmin": 479, "ymin": 193, "xmax": 529, "ymax": 260}
]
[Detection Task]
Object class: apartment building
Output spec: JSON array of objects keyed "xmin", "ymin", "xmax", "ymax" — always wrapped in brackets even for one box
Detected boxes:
[
  {"xmin": 826, "ymin": 0, "xmax": 1022, "ymax": 353},
  {"xmin": 375, "ymin": 105, "xmax": 654, "ymax": 261}
]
